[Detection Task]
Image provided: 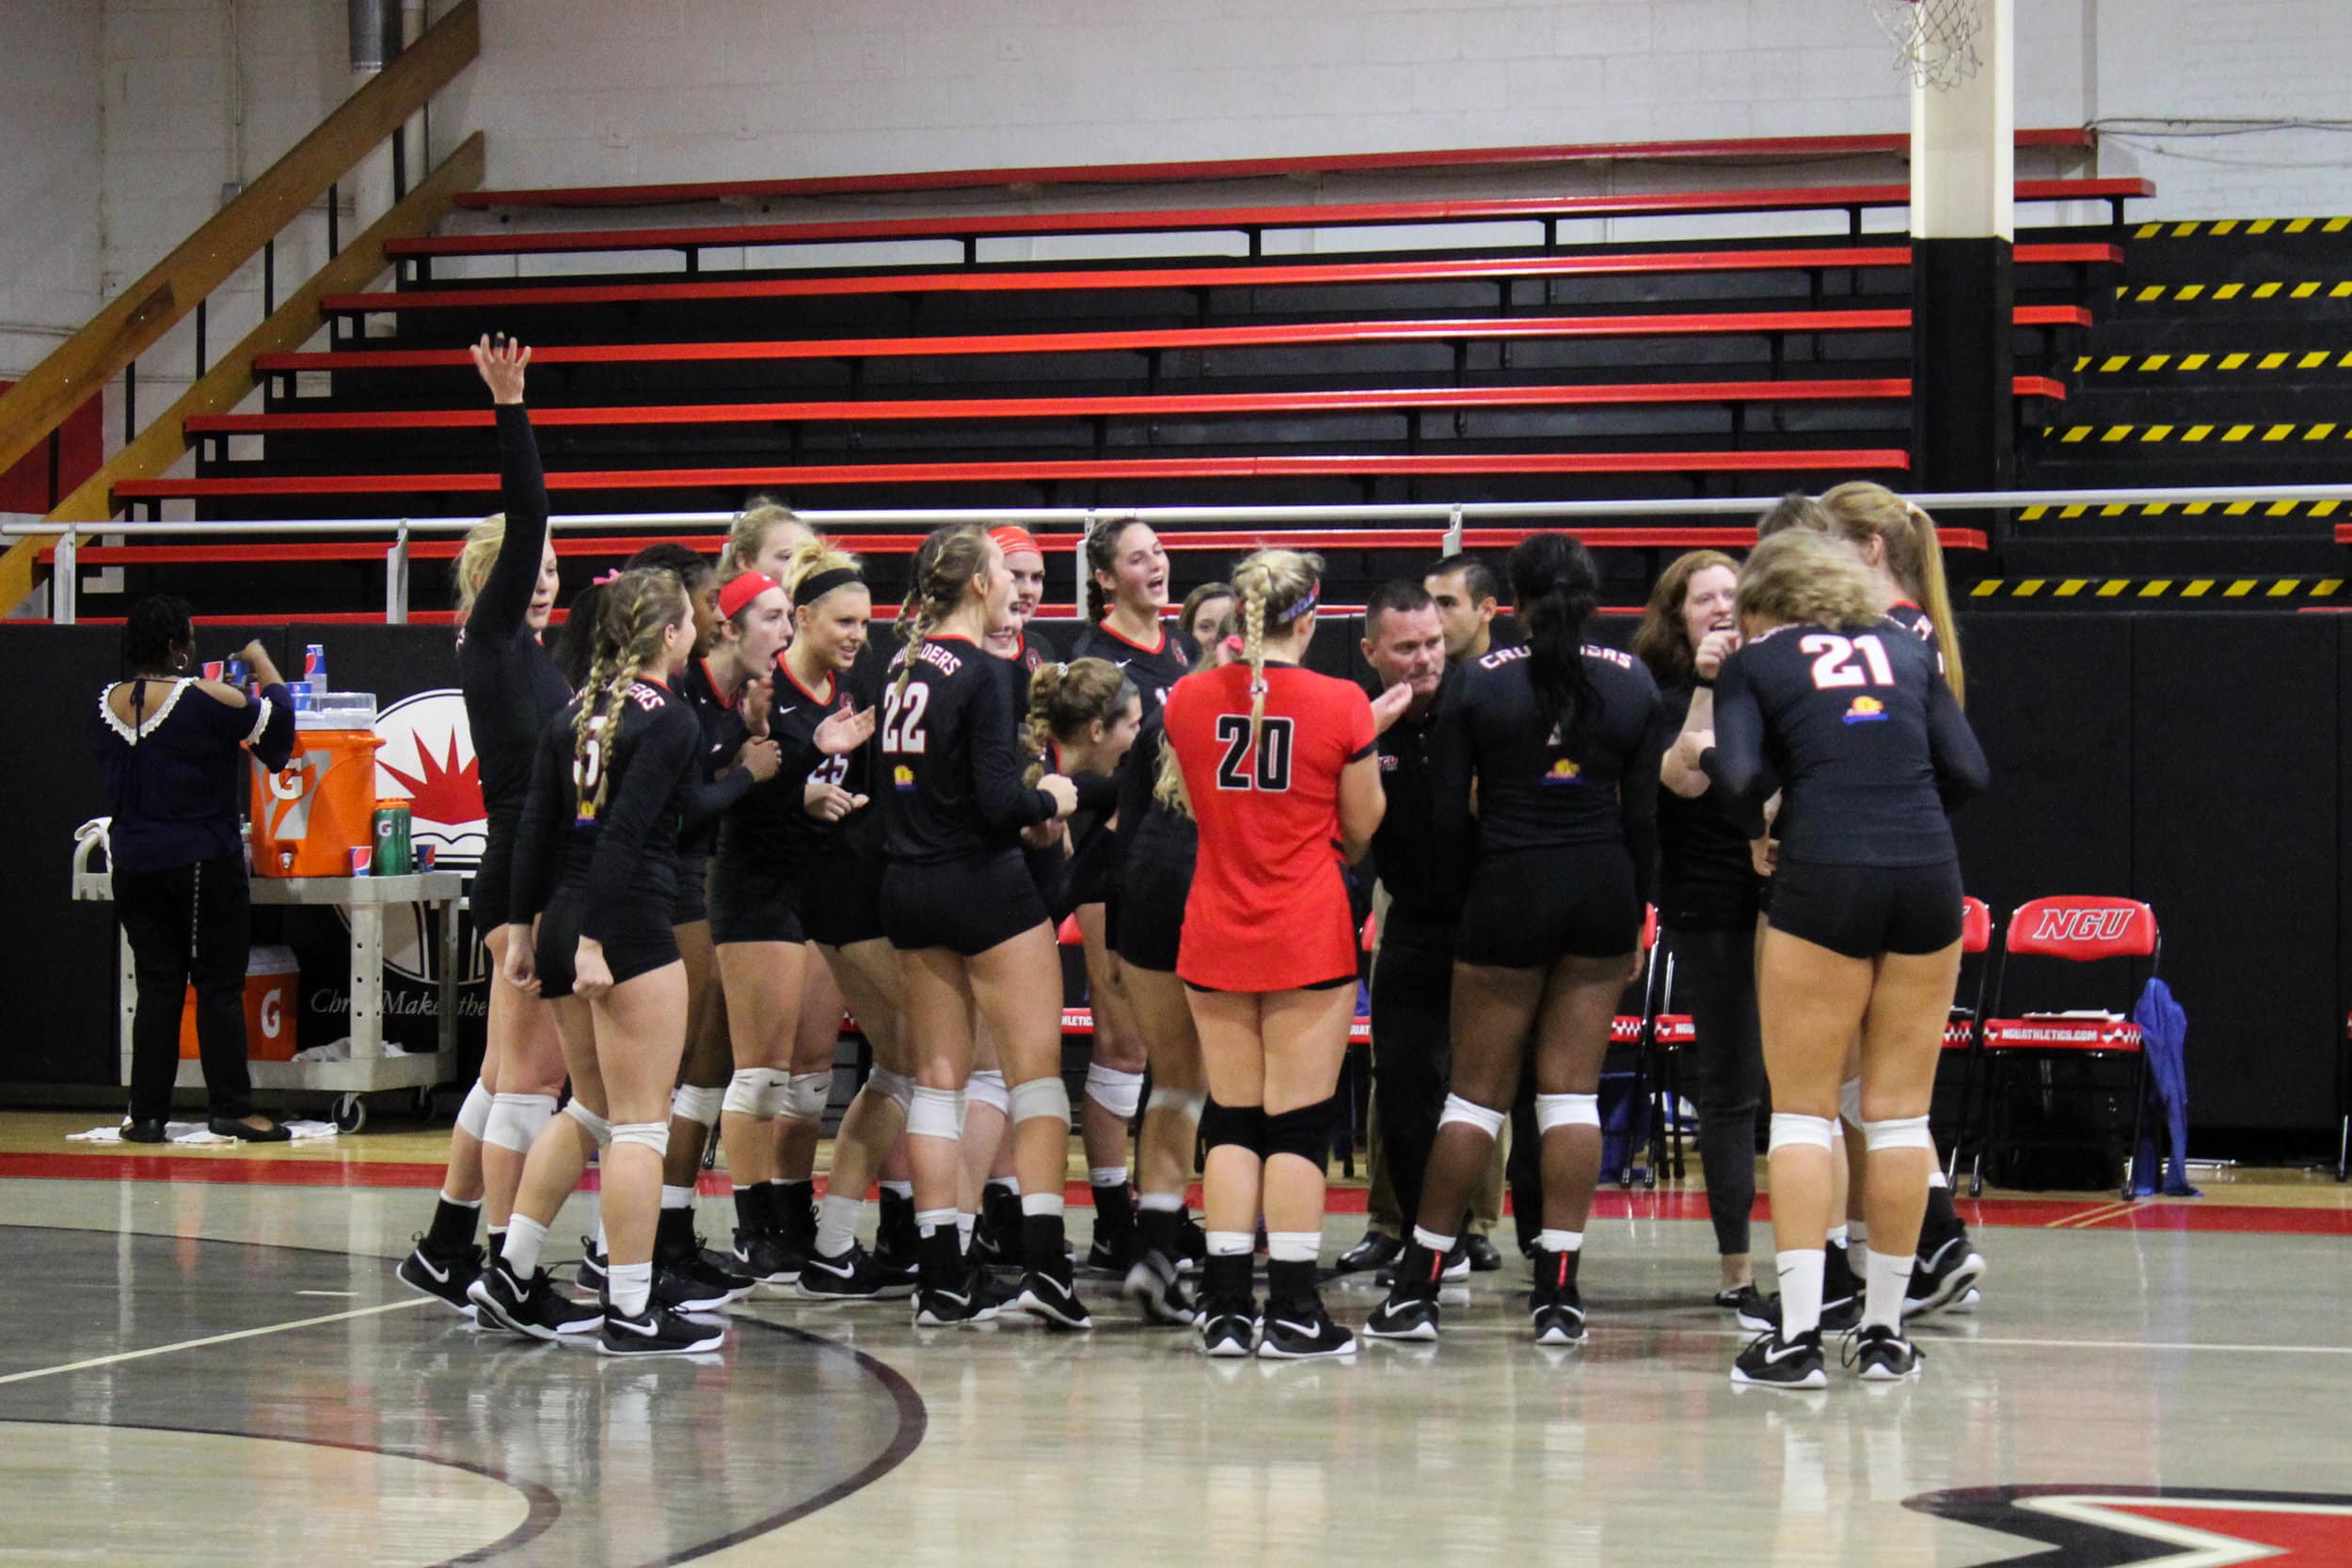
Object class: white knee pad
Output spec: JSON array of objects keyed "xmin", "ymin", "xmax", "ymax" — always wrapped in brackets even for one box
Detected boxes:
[
  {"xmin": 485, "ymin": 1092, "xmax": 557, "ymax": 1154},
  {"xmin": 1534, "ymin": 1092, "xmax": 1600, "ymax": 1134},
  {"xmin": 906, "ymin": 1085, "xmax": 964, "ymax": 1140},
  {"xmin": 785, "ymin": 1072, "xmax": 832, "ymax": 1120},
  {"xmin": 1768, "ymin": 1112, "xmax": 1836, "ymax": 1153},
  {"xmin": 1008, "ymin": 1074, "xmax": 1073, "ymax": 1128},
  {"xmin": 723, "ymin": 1067, "xmax": 784, "ymax": 1117},
  {"xmin": 1863, "ymin": 1114, "xmax": 1935, "ymax": 1154},
  {"xmin": 455, "ymin": 1081, "xmax": 495, "ymax": 1140},
  {"xmin": 866, "ymin": 1067, "xmax": 914, "ymax": 1111},
  {"xmin": 669, "ymin": 1083, "xmax": 723, "ymax": 1129},
  {"xmin": 610, "ymin": 1121, "xmax": 669, "ymax": 1157},
  {"xmin": 1839, "ymin": 1076, "xmax": 1865, "ymax": 1128},
  {"xmin": 963, "ymin": 1068, "xmax": 1009, "ymax": 1117},
  {"xmin": 1084, "ymin": 1063, "xmax": 1146, "ymax": 1119},
  {"xmin": 564, "ymin": 1099, "xmax": 612, "ymax": 1150},
  {"xmin": 1147, "ymin": 1084, "xmax": 1206, "ymax": 1124},
  {"xmin": 1437, "ymin": 1093, "xmax": 1506, "ymax": 1139}
]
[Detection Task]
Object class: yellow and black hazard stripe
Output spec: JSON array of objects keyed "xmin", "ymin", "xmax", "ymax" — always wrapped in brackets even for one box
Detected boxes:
[
  {"xmin": 2016, "ymin": 499, "xmax": 2347, "ymax": 521},
  {"xmin": 2075, "ymin": 351, "xmax": 2352, "ymax": 372},
  {"xmin": 2132, "ymin": 218, "xmax": 2352, "ymax": 239},
  {"xmin": 2114, "ymin": 281, "xmax": 2352, "ymax": 303},
  {"xmin": 1968, "ymin": 577, "xmax": 2345, "ymax": 600},
  {"xmin": 2041, "ymin": 422, "xmax": 2352, "ymax": 444}
]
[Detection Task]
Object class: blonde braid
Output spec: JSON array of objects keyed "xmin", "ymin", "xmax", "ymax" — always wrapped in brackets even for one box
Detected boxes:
[
  {"xmin": 1238, "ymin": 568, "xmax": 1270, "ymax": 757},
  {"xmin": 1150, "ymin": 732, "xmax": 1194, "ymax": 816},
  {"xmin": 891, "ymin": 592, "xmax": 932, "ymax": 705},
  {"xmin": 1023, "ymin": 662, "xmax": 1063, "ymax": 788},
  {"xmin": 572, "ymin": 567, "xmax": 688, "ymax": 818}
]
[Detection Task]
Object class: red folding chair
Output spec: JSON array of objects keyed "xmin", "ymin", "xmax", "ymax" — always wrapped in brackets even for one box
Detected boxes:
[
  {"xmin": 1933, "ymin": 896, "xmax": 1996, "ymax": 1182},
  {"xmin": 1974, "ymin": 895, "xmax": 2160, "ymax": 1199},
  {"xmin": 1612, "ymin": 905, "xmax": 1663, "ymax": 1188}
]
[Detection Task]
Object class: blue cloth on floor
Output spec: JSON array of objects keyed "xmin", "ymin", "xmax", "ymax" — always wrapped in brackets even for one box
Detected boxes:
[{"xmin": 2130, "ymin": 976, "xmax": 2200, "ymax": 1197}]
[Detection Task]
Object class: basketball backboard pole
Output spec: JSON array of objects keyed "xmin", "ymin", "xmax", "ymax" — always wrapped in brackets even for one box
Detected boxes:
[{"xmin": 1910, "ymin": 0, "xmax": 2015, "ymax": 506}]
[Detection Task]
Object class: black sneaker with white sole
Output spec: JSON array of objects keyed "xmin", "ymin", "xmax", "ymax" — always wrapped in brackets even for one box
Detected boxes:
[
  {"xmin": 1198, "ymin": 1296, "xmax": 1257, "ymax": 1357},
  {"xmin": 731, "ymin": 1228, "xmax": 799, "ymax": 1287},
  {"xmin": 1820, "ymin": 1242, "xmax": 1863, "ymax": 1333},
  {"xmin": 469, "ymin": 1261, "xmax": 601, "ymax": 1341},
  {"xmin": 1121, "ymin": 1249, "xmax": 1199, "ymax": 1326},
  {"xmin": 798, "ymin": 1242, "xmax": 916, "ymax": 1301},
  {"xmin": 1846, "ymin": 1323, "xmax": 1925, "ymax": 1382},
  {"xmin": 598, "ymin": 1301, "xmax": 726, "ymax": 1358},
  {"xmin": 397, "ymin": 1238, "xmax": 483, "ymax": 1314},
  {"xmin": 1375, "ymin": 1241, "xmax": 1470, "ymax": 1288},
  {"xmin": 1731, "ymin": 1327, "xmax": 1827, "ymax": 1389},
  {"xmin": 1714, "ymin": 1283, "xmax": 1781, "ymax": 1333},
  {"xmin": 1364, "ymin": 1240, "xmax": 1447, "ymax": 1341},
  {"xmin": 1528, "ymin": 1247, "xmax": 1586, "ymax": 1346},
  {"xmin": 1016, "ymin": 1259, "xmax": 1094, "ymax": 1331},
  {"xmin": 1904, "ymin": 1234, "xmax": 1987, "ymax": 1320},
  {"xmin": 653, "ymin": 1259, "xmax": 746, "ymax": 1314},
  {"xmin": 1259, "ymin": 1293, "xmax": 1357, "ymax": 1360},
  {"xmin": 576, "ymin": 1236, "xmax": 607, "ymax": 1290},
  {"xmin": 914, "ymin": 1265, "xmax": 1005, "ymax": 1327}
]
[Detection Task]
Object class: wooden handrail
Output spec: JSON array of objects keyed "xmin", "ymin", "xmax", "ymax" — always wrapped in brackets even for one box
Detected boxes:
[
  {"xmin": 0, "ymin": 0, "xmax": 477, "ymax": 486},
  {"xmin": 0, "ymin": 135, "xmax": 485, "ymax": 613}
]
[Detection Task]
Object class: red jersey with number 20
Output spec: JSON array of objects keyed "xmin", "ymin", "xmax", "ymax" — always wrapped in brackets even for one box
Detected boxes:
[{"xmin": 1164, "ymin": 661, "xmax": 1375, "ymax": 992}]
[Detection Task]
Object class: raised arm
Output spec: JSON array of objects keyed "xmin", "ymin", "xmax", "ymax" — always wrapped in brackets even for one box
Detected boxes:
[{"xmin": 469, "ymin": 337, "xmax": 549, "ymax": 638}]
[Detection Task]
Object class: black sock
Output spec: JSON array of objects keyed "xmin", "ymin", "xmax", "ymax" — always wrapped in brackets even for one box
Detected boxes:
[
  {"xmin": 1091, "ymin": 1182, "xmax": 1136, "ymax": 1243},
  {"xmin": 1203, "ymin": 1252, "xmax": 1252, "ymax": 1305},
  {"xmin": 917, "ymin": 1223, "xmax": 962, "ymax": 1289},
  {"xmin": 1267, "ymin": 1258, "xmax": 1317, "ymax": 1306},
  {"xmin": 1022, "ymin": 1212, "xmax": 1067, "ymax": 1274},
  {"xmin": 1135, "ymin": 1204, "xmax": 1179, "ymax": 1259},
  {"xmin": 1922, "ymin": 1183, "xmax": 1963, "ymax": 1246},
  {"xmin": 424, "ymin": 1196, "xmax": 480, "ymax": 1255},
  {"xmin": 486, "ymin": 1227, "xmax": 506, "ymax": 1260},
  {"xmin": 878, "ymin": 1190, "xmax": 916, "ymax": 1254},
  {"xmin": 654, "ymin": 1204, "xmax": 691, "ymax": 1263},
  {"xmin": 735, "ymin": 1182, "xmax": 771, "ymax": 1235},
  {"xmin": 1541, "ymin": 1245, "xmax": 1582, "ymax": 1291},
  {"xmin": 771, "ymin": 1179, "xmax": 816, "ymax": 1240}
]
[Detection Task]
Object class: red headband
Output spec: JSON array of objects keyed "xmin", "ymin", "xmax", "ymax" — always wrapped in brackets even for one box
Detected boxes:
[
  {"xmin": 990, "ymin": 525, "xmax": 1042, "ymax": 560},
  {"xmin": 719, "ymin": 571, "xmax": 781, "ymax": 620}
]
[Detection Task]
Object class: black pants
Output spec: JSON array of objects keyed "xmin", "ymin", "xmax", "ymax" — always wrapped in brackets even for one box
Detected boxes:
[
  {"xmin": 117, "ymin": 855, "xmax": 254, "ymax": 1123},
  {"xmin": 1667, "ymin": 925, "xmax": 1766, "ymax": 1257}
]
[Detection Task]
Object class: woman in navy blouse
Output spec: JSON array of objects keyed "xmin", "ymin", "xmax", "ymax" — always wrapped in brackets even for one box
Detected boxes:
[{"xmin": 95, "ymin": 596, "xmax": 296, "ymax": 1142}]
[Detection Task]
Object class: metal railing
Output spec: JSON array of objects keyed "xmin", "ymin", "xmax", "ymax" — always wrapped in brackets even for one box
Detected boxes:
[{"xmin": 9, "ymin": 481, "xmax": 2351, "ymax": 625}]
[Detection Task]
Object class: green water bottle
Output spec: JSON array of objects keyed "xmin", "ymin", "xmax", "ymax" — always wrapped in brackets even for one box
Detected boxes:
[{"xmin": 371, "ymin": 799, "xmax": 414, "ymax": 877}]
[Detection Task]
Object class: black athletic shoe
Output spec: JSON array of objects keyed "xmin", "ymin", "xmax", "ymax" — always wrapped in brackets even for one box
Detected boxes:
[
  {"xmin": 871, "ymin": 1239, "xmax": 920, "ymax": 1293},
  {"xmin": 1904, "ymin": 1234, "xmax": 1987, "ymax": 1320},
  {"xmin": 576, "ymin": 1235, "xmax": 608, "ymax": 1289},
  {"xmin": 1332, "ymin": 1229, "xmax": 1403, "ymax": 1275},
  {"xmin": 1376, "ymin": 1241, "xmax": 1470, "ymax": 1287},
  {"xmin": 731, "ymin": 1228, "xmax": 798, "ymax": 1286},
  {"xmin": 1464, "ymin": 1234, "xmax": 1505, "ymax": 1274},
  {"xmin": 914, "ymin": 1265, "xmax": 1004, "ymax": 1327},
  {"xmin": 1731, "ymin": 1327, "xmax": 1827, "ymax": 1389},
  {"xmin": 653, "ymin": 1257, "xmax": 748, "ymax": 1314},
  {"xmin": 469, "ymin": 1261, "xmax": 601, "ymax": 1341},
  {"xmin": 398, "ymin": 1238, "xmax": 484, "ymax": 1314},
  {"xmin": 1199, "ymin": 1296, "xmax": 1257, "ymax": 1357},
  {"xmin": 1715, "ymin": 1283, "xmax": 1781, "ymax": 1333},
  {"xmin": 1259, "ymin": 1293, "xmax": 1357, "ymax": 1360},
  {"xmin": 1174, "ymin": 1212, "xmax": 1207, "ymax": 1276},
  {"xmin": 1846, "ymin": 1323, "xmax": 1925, "ymax": 1382},
  {"xmin": 973, "ymin": 1186, "xmax": 1026, "ymax": 1269},
  {"xmin": 1015, "ymin": 1259, "xmax": 1094, "ymax": 1331},
  {"xmin": 1121, "ymin": 1249, "xmax": 1199, "ymax": 1326},
  {"xmin": 798, "ymin": 1242, "xmax": 917, "ymax": 1301},
  {"xmin": 1085, "ymin": 1230, "xmax": 1136, "ymax": 1275},
  {"xmin": 1528, "ymin": 1248, "xmax": 1586, "ymax": 1346},
  {"xmin": 598, "ymin": 1301, "xmax": 726, "ymax": 1358},
  {"xmin": 1820, "ymin": 1243, "xmax": 1863, "ymax": 1333},
  {"xmin": 1365, "ymin": 1240, "xmax": 1448, "ymax": 1341}
]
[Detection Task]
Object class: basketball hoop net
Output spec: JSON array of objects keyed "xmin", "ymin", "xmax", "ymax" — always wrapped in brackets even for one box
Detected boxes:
[{"xmin": 1867, "ymin": 0, "xmax": 1984, "ymax": 90}]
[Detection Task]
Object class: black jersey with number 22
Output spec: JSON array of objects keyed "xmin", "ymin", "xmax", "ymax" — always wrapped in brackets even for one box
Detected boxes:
[{"xmin": 882, "ymin": 632, "xmax": 1057, "ymax": 864}]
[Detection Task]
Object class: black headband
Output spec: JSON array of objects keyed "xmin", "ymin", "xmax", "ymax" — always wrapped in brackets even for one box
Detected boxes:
[{"xmin": 792, "ymin": 567, "xmax": 865, "ymax": 608}]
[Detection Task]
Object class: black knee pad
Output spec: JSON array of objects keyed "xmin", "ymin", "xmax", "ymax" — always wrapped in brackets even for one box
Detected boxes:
[
  {"xmin": 1199, "ymin": 1099, "xmax": 1265, "ymax": 1156},
  {"xmin": 1262, "ymin": 1100, "xmax": 1334, "ymax": 1165}
]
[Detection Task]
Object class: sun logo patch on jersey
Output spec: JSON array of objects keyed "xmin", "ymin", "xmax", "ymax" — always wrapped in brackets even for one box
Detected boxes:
[
  {"xmin": 1540, "ymin": 757, "xmax": 1581, "ymax": 786},
  {"xmin": 1843, "ymin": 695, "xmax": 1889, "ymax": 724},
  {"xmin": 892, "ymin": 763, "xmax": 916, "ymax": 792}
]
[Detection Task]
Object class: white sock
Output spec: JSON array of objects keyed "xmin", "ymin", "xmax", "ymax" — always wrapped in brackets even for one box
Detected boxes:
[
  {"xmin": 660, "ymin": 1184, "xmax": 694, "ymax": 1212},
  {"xmin": 915, "ymin": 1207, "xmax": 957, "ymax": 1237},
  {"xmin": 608, "ymin": 1260, "xmax": 653, "ymax": 1317},
  {"xmin": 1850, "ymin": 1218, "xmax": 1870, "ymax": 1271},
  {"xmin": 881, "ymin": 1180, "xmax": 914, "ymax": 1201},
  {"xmin": 1021, "ymin": 1192, "xmax": 1065, "ymax": 1217},
  {"xmin": 595, "ymin": 1220, "xmax": 608, "ymax": 1255},
  {"xmin": 1411, "ymin": 1224, "xmax": 1455, "ymax": 1255},
  {"xmin": 1827, "ymin": 1224, "xmax": 1849, "ymax": 1250},
  {"xmin": 1266, "ymin": 1230, "xmax": 1319, "ymax": 1264},
  {"xmin": 815, "ymin": 1192, "xmax": 862, "ymax": 1258},
  {"xmin": 1205, "ymin": 1229, "xmax": 1253, "ymax": 1258},
  {"xmin": 1538, "ymin": 1228, "xmax": 1582, "ymax": 1253},
  {"xmin": 438, "ymin": 1187, "xmax": 481, "ymax": 1210},
  {"xmin": 983, "ymin": 1176, "xmax": 1017, "ymax": 1196},
  {"xmin": 1864, "ymin": 1247, "xmax": 1915, "ymax": 1332},
  {"xmin": 1777, "ymin": 1248, "xmax": 1825, "ymax": 1338},
  {"xmin": 957, "ymin": 1212, "xmax": 976, "ymax": 1251},
  {"xmin": 1136, "ymin": 1192, "xmax": 1184, "ymax": 1213},
  {"xmin": 1089, "ymin": 1165, "xmax": 1129, "ymax": 1189},
  {"xmin": 501, "ymin": 1215, "xmax": 548, "ymax": 1276},
  {"xmin": 1928, "ymin": 1167, "xmax": 1950, "ymax": 1190}
]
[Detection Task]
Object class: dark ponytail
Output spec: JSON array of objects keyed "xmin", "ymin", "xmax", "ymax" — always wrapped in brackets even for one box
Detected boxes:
[
  {"xmin": 1507, "ymin": 532, "xmax": 1598, "ymax": 748},
  {"xmin": 122, "ymin": 594, "xmax": 194, "ymax": 675}
]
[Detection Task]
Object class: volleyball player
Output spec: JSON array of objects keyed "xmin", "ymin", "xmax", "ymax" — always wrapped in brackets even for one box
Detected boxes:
[
  {"xmin": 1367, "ymin": 533, "xmax": 1668, "ymax": 1347},
  {"xmin": 1077, "ymin": 518, "xmax": 1197, "ymax": 714},
  {"xmin": 723, "ymin": 499, "xmax": 817, "ymax": 582},
  {"xmin": 1637, "ymin": 549, "xmax": 1775, "ymax": 1328},
  {"xmin": 399, "ymin": 336, "xmax": 569, "ymax": 1314},
  {"xmin": 1163, "ymin": 548, "xmax": 1410, "ymax": 1358},
  {"xmin": 1697, "ymin": 530, "xmax": 1989, "ymax": 1386},
  {"xmin": 471, "ymin": 570, "xmax": 721, "ymax": 1354},
  {"xmin": 1181, "ymin": 581, "xmax": 1235, "ymax": 653},
  {"xmin": 882, "ymin": 525, "xmax": 1086, "ymax": 1328}
]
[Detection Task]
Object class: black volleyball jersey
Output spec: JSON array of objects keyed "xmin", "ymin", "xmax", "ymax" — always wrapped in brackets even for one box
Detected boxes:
[
  {"xmin": 1114, "ymin": 711, "xmax": 1199, "ymax": 879},
  {"xmin": 1073, "ymin": 618, "xmax": 1196, "ymax": 721},
  {"xmin": 813, "ymin": 641, "xmax": 889, "ymax": 862},
  {"xmin": 1433, "ymin": 641, "xmax": 1668, "ymax": 903},
  {"xmin": 457, "ymin": 404, "xmax": 574, "ymax": 824},
  {"xmin": 1368, "ymin": 669, "xmax": 1465, "ymax": 931},
  {"xmin": 715, "ymin": 657, "xmax": 860, "ymax": 876},
  {"xmin": 1655, "ymin": 680, "xmax": 1764, "ymax": 929},
  {"xmin": 1886, "ymin": 600, "xmax": 1945, "ymax": 675},
  {"xmin": 1702, "ymin": 618, "xmax": 1988, "ymax": 869},
  {"xmin": 674, "ymin": 657, "xmax": 756, "ymax": 858},
  {"xmin": 510, "ymin": 678, "xmax": 700, "ymax": 937},
  {"xmin": 882, "ymin": 631, "xmax": 1057, "ymax": 864}
]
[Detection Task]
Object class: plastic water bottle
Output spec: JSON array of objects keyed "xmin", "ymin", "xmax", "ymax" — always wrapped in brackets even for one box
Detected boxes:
[{"xmin": 303, "ymin": 642, "xmax": 328, "ymax": 698}]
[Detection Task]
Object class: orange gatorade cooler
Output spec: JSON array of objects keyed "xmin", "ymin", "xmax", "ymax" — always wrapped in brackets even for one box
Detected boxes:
[
  {"xmin": 179, "ymin": 944, "xmax": 299, "ymax": 1061},
  {"xmin": 252, "ymin": 704, "xmax": 384, "ymax": 879}
]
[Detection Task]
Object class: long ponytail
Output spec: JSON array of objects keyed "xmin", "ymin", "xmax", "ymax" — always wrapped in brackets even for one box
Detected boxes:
[
  {"xmin": 1821, "ymin": 481, "xmax": 1965, "ymax": 705},
  {"xmin": 1507, "ymin": 532, "xmax": 1598, "ymax": 746}
]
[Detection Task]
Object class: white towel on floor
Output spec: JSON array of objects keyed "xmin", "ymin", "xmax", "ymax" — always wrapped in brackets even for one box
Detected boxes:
[
  {"xmin": 171, "ymin": 1126, "xmax": 235, "ymax": 1146},
  {"xmin": 282, "ymin": 1120, "xmax": 339, "ymax": 1141},
  {"xmin": 69, "ymin": 1120, "xmax": 211, "ymax": 1143},
  {"xmin": 69, "ymin": 1118, "xmax": 338, "ymax": 1145}
]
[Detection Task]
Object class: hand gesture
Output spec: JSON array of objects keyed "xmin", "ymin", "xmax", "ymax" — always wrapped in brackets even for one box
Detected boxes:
[
  {"xmin": 1370, "ymin": 679, "xmax": 1416, "ymax": 736},
  {"xmin": 1675, "ymin": 727, "xmax": 1715, "ymax": 772},
  {"xmin": 469, "ymin": 333, "xmax": 530, "ymax": 405},
  {"xmin": 1039, "ymin": 773, "xmax": 1079, "ymax": 819},
  {"xmin": 740, "ymin": 674, "xmax": 772, "ymax": 739},
  {"xmin": 736, "ymin": 736, "xmax": 782, "ymax": 783},
  {"xmin": 573, "ymin": 937, "xmax": 613, "ymax": 1003},
  {"xmin": 814, "ymin": 704, "xmax": 877, "ymax": 756},
  {"xmin": 1694, "ymin": 628, "xmax": 1741, "ymax": 680},
  {"xmin": 803, "ymin": 782, "xmax": 866, "ymax": 822},
  {"xmin": 1749, "ymin": 836, "xmax": 1778, "ymax": 879},
  {"xmin": 500, "ymin": 925, "xmax": 540, "ymax": 994},
  {"xmin": 1021, "ymin": 819, "xmax": 1068, "ymax": 851}
]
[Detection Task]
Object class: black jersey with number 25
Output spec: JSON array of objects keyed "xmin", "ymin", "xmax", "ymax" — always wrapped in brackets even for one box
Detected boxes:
[{"xmin": 882, "ymin": 632, "xmax": 1058, "ymax": 864}]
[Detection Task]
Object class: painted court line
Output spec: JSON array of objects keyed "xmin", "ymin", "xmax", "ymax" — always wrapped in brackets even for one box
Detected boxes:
[{"xmin": 0, "ymin": 1298, "xmax": 432, "ymax": 1387}]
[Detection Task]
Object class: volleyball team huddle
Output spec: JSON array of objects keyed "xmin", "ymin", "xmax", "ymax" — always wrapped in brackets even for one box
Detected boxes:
[{"xmin": 398, "ymin": 335, "xmax": 1990, "ymax": 1386}]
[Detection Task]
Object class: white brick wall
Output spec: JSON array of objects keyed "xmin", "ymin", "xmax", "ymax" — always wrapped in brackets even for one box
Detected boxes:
[{"xmin": 0, "ymin": 1, "xmax": 101, "ymax": 381}]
